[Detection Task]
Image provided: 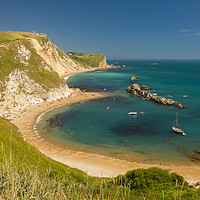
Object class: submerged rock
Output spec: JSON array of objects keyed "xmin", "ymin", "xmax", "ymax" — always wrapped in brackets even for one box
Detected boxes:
[
  {"xmin": 127, "ymin": 83, "xmax": 183, "ymax": 108},
  {"xmin": 187, "ymin": 152, "xmax": 200, "ymax": 162}
]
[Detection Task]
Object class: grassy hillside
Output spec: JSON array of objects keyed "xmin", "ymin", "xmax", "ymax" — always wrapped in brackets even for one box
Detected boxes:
[
  {"xmin": 0, "ymin": 117, "xmax": 91, "ymax": 180},
  {"xmin": 0, "ymin": 116, "xmax": 133, "ymax": 199},
  {"xmin": 0, "ymin": 31, "xmax": 199, "ymax": 199},
  {"xmin": 67, "ymin": 52, "xmax": 105, "ymax": 68},
  {"xmin": 0, "ymin": 116, "xmax": 199, "ymax": 199},
  {"xmin": 0, "ymin": 116, "xmax": 102, "ymax": 198},
  {"xmin": 0, "ymin": 31, "xmax": 46, "ymax": 45},
  {"xmin": 0, "ymin": 31, "xmax": 65, "ymax": 90},
  {"xmin": 0, "ymin": 32, "xmax": 107, "ymax": 92}
]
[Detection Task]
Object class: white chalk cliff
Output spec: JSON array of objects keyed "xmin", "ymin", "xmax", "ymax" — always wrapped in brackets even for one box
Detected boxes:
[{"xmin": 0, "ymin": 31, "xmax": 108, "ymax": 118}]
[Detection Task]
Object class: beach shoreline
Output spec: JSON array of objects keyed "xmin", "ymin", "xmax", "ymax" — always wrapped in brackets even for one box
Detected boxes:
[
  {"xmin": 60, "ymin": 64, "xmax": 119, "ymax": 79},
  {"xmin": 12, "ymin": 70, "xmax": 200, "ymax": 185}
]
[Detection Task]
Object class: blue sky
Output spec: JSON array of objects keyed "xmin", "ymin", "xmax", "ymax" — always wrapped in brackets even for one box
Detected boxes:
[{"xmin": 1, "ymin": 0, "xmax": 200, "ymax": 59}]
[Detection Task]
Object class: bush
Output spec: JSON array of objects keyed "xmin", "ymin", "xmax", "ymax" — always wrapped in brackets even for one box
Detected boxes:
[{"xmin": 116, "ymin": 167, "xmax": 188, "ymax": 191}]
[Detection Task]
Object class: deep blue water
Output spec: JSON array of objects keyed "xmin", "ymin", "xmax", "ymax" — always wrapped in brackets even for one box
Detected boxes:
[{"xmin": 38, "ymin": 60, "xmax": 200, "ymax": 164}]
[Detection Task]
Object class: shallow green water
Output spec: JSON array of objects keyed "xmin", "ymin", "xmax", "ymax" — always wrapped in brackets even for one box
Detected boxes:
[{"xmin": 38, "ymin": 60, "xmax": 200, "ymax": 164}]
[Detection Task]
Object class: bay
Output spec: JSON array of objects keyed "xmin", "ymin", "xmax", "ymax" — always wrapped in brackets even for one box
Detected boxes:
[{"xmin": 38, "ymin": 60, "xmax": 200, "ymax": 165}]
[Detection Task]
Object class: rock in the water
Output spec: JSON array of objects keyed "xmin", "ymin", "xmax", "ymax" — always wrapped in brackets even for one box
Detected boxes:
[
  {"xmin": 141, "ymin": 85, "xmax": 151, "ymax": 90},
  {"xmin": 127, "ymin": 83, "xmax": 183, "ymax": 107},
  {"xmin": 131, "ymin": 76, "xmax": 137, "ymax": 81},
  {"xmin": 176, "ymin": 103, "xmax": 184, "ymax": 109},
  {"xmin": 131, "ymin": 83, "xmax": 141, "ymax": 90}
]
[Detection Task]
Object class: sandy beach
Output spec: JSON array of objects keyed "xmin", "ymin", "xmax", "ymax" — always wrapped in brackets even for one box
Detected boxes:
[
  {"xmin": 10, "ymin": 67, "xmax": 200, "ymax": 185},
  {"xmin": 60, "ymin": 65, "xmax": 119, "ymax": 80},
  {"xmin": 11, "ymin": 88, "xmax": 200, "ymax": 185}
]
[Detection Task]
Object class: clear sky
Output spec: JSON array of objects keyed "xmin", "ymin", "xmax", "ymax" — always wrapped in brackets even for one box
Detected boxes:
[{"xmin": 1, "ymin": 0, "xmax": 200, "ymax": 59}]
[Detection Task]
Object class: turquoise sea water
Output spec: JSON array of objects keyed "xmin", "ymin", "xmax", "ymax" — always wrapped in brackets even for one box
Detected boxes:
[{"xmin": 38, "ymin": 60, "xmax": 200, "ymax": 165}]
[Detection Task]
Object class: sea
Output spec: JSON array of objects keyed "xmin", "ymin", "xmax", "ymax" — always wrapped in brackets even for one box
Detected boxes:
[{"xmin": 37, "ymin": 60, "xmax": 200, "ymax": 165}]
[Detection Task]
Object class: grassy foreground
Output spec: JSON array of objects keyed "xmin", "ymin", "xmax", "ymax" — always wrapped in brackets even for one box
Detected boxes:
[{"xmin": 0, "ymin": 116, "xmax": 199, "ymax": 199}]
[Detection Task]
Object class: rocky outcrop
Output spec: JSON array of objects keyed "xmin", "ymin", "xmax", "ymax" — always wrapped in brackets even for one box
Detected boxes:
[
  {"xmin": 97, "ymin": 55, "xmax": 107, "ymax": 68},
  {"xmin": 0, "ymin": 31, "xmax": 109, "ymax": 118},
  {"xmin": 141, "ymin": 85, "xmax": 151, "ymax": 90},
  {"xmin": 109, "ymin": 64, "xmax": 120, "ymax": 68},
  {"xmin": 127, "ymin": 83, "xmax": 184, "ymax": 108},
  {"xmin": 131, "ymin": 76, "xmax": 137, "ymax": 81},
  {"xmin": 176, "ymin": 103, "xmax": 184, "ymax": 109},
  {"xmin": 29, "ymin": 38, "xmax": 84, "ymax": 76},
  {"xmin": 0, "ymin": 69, "xmax": 71, "ymax": 117}
]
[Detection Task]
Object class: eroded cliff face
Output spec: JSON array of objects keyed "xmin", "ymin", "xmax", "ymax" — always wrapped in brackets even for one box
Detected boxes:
[
  {"xmin": 97, "ymin": 55, "xmax": 107, "ymax": 68},
  {"xmin": 0, "ymin": 32, "xmax": 108, "ymax": 118},
  {"xmin": 0, "ymin": 68, "xmax": 71, "ymax": 116},
  {"xmin": 29, "ymin": 38, "xmax": 82, "ymax": 76}
]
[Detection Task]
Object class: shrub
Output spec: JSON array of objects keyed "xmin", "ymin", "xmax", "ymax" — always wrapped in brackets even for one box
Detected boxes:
[{"xmin": 116, "ymin": 167, "xmax": 188, "ymax": 191}]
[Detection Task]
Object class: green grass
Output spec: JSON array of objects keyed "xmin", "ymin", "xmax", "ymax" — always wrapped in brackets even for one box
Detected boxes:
[
  {"xmin": 0, "ymin": 34, "xmax": 65, "ymax": 91},
  {"xmin": 117, "ymin": 167, "xmax": 188, "ymax": 191},
  {"xmin": 115, "ymin": 167, "xmax": 199, "ymax": 199},
  {"xmin": 0, "ymin": 117, "xmax": 89, "ymax": 182},
  {"xmin": 0, "ymin": 116, "xmax": 132, "ymax": 199},
  {"xmin": 0, "ymin": 31, "xmax": 199, "ymax": 199},
  {"xmin": 56, "ymin": 47, "xmax": 66, "ymax": 59},
  {"xmin": 22, "ymin": 40, "xmax": 65, "ymax": 90},
  {"xmin": 0, "ymin": 116, "xmax": 199, "ymax": 199},
  {"xmin": 0, "ymin": 31, "xmax": 45, "ymax": 45},
  {"xmin": 0, "ymin": 32, "xmax": 105, "ymax": 93},
  {"xmin": 67, "ymin": 52, "xmax": 105, "ymax": 68}
]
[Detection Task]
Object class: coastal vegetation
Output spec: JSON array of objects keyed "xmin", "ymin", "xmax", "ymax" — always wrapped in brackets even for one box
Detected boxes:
[
  {"xmin": 0, "ymin": 116, "xmax": 199, "ymax": 199},
  {"xmin": 67, "ymin": 52, "xmax": 105, "ymax": 68},
  {"xmin": 0, "ymin": 31, "xmax": 65, "ymax": 90},
  {"xmin": 0, "ymin": 31, "xmax": 44, "ymax": 44},
  {"xmin": 0, "ymin": 39, "xmax": 64, "ymax": 90},
  {"xmin": 0, "ymin": 31, "xmax": 108, "ymax": 118},
  {"xmin": 0, "ymin": 31, "xmax": 106, "ymax": 89},
  {"xmin": 0, "ymin": 31, "xmax": 199, "ymax": 199}
]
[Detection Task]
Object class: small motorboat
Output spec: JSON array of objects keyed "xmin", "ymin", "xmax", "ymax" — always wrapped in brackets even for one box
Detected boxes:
[{"xmin": 128, "ymin": 112, "xmax": 137, "ymax": 115}]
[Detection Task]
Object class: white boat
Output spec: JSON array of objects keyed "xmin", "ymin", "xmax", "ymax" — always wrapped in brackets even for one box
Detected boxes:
[
  {"xmin": 128, "ymin": 112, "xmax": 137, "ymax": 115},
  {"xmin": 172, "ymin": 112, "xmax": 186, "ymax": 136}
]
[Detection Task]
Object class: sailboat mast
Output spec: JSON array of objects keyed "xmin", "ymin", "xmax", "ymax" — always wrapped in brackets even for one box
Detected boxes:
[{"xmin": 176, "ymin": 112, "xmax": 178, "ymax": 127}]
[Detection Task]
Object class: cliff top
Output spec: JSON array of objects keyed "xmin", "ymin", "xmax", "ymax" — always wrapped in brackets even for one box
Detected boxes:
[
  {"xmin": 0, "ymin": 31, "xmax": 64, "ymax": 89},
  {"xmin": 0, "ymin": 31, "xmax": 46, "ymax": 45},
  {"xmin": 0, "ymin": 31, "xmax": 108, "ymax": 115},
  {"xmin": 67, "ymin": 52, "xmax": 105, "ymax": 68}
]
